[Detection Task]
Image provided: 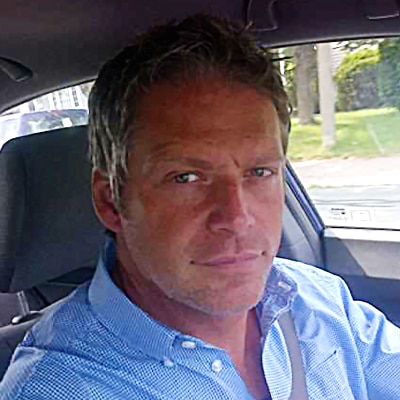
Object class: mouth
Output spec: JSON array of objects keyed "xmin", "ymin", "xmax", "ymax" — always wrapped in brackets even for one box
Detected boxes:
[{"xmin": 193, "ymin": 253, "xmax": 261, "ymax": 268}]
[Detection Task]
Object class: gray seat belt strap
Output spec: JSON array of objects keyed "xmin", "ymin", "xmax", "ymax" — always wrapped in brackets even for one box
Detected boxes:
[{"xmin": 277, "ymin": 312, "xmax": 308, "ymax": 400}]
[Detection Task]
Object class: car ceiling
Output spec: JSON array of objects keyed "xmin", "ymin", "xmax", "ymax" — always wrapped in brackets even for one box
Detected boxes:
[{"xmin": 1, "ymin": 0, "xmax": 400, "ymax": 113}]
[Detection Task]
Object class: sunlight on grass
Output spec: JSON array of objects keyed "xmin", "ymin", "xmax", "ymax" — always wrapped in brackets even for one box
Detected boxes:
[{"xmin": 288, "ymin": 108, "xmax": 400, "ymax": 161}]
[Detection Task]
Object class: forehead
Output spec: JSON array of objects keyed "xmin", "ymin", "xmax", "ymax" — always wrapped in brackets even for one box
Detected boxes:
[{"xmin": 134, "ymin": 77, "xmax": 281, "ymax": 152}]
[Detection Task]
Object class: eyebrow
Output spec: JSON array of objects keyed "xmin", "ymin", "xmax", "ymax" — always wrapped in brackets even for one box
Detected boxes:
[
  {"xmin": 145, "ymin": 157, "xmax": 215, "ymax": 173},
  {"xmin": 144, "ymin": 153, "xmax": 284, "ymax": 175},
  {"xmin": 253, "ymin": 153, "xmax": 285, "ymax": 164}
]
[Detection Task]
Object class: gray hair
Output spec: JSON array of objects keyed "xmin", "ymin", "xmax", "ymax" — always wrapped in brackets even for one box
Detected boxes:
[{"xmin": 89, "ymin": 14, "xmax": 290, "ymax": 210}]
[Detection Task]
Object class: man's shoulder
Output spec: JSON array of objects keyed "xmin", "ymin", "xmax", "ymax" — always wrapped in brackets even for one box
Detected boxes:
[
  {"xmin": 273, "ymin": 257, "xmax": 342, "ymax": 282},
  {"xmin": 270, "ymin": 258, "xmax": 360, "ymax": 347},
  {"xmin": 0, "ymin": 347, "xmax": 90, "ymax": 400},
  {"xmin": 25, "ymin": 281, "xmax": 96, "ymax": 347},
  {"xmin": 0, "ymin": 283, "xmax": 101, "ymax": 399},
  {"xmin": 272, "ymin": 257, "xmax": 347, "ymax": 303}
]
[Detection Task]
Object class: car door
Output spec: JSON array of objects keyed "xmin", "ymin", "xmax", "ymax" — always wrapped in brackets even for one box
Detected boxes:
[{"xmin": 278, "ymin": 39, "xmax": 400, "ymax": 327}]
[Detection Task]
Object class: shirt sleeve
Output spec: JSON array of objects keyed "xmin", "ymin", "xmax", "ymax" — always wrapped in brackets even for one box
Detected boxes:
[
  {"xmin": 0, "ymin": 347, "xmax": 90, "ymax": 400},
  {"xmin": 336, "ymin": 275, "xmax": 400, "ymax": 399}
]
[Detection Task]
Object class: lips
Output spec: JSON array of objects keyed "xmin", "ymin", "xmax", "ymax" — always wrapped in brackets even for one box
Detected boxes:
[{"xmin": 194, "ymin": 253, "xmax": 259, "ymax": 267}]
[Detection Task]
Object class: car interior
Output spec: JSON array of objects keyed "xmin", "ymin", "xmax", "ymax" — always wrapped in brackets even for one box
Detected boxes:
[{"xmin": 1, "ymin": 0, "xmax": 399, "ymax": 382}]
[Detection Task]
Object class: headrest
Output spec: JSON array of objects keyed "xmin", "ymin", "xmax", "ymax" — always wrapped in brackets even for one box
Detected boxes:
[{"xmin": 0, "ymin": 125, "xmax": 104, "ymax": 293}]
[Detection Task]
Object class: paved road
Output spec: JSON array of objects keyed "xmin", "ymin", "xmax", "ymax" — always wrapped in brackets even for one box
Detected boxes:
[{"xmin": 292, "ymin": 156, "xmax": 400, "ymax": 187}]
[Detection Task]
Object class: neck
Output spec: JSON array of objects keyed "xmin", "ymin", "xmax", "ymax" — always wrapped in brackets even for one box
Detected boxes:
[
  {"xmin": 111, "ymin": 252, "xmax": 269, "ymax": 399},
  {"xmin": 113, "ymin": 262, "xmax": 260, "ymax": 368}
]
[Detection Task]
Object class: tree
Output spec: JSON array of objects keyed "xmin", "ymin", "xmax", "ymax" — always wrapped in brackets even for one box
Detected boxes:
[
  {"xmin": 336, "ymin": 39, "xmax": 381, "ymax": 53},
  {"xmin": 80, "ymin": 82, "xmax": 94, "ymax": 98},
  {"xmin": 334, "ymin": 47, "xmax": 380, "ymax": 111},
  {"xmin": 280, "ymin": 47, "xmax": 297, "ymax": 111},
  {"xmin": 317, "ymin": 43, "xmax": 336, "ymax": 148},
  {"xmin": 294, "ymin": 44, "xmax": 316, "ymax": 125},
  {"xmin": 378, "ymin": 38, "xmax": 400, "ymax": 110}
]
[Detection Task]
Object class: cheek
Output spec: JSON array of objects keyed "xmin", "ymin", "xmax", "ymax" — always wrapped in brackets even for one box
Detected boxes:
[
  {"xmin": 126, "ymin": 187, "xmax": 202, "ymax": 253},
  {"xmin": 249, "ymin": 180, "xmax": 284, "ymax": 247},
  {"xmin": 250, "ymin": 176, "xmax": 285, "ymax": 213}
]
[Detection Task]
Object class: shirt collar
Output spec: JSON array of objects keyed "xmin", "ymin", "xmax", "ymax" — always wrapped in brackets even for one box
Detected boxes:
[
  {"xmin": 256, "ymin": 258, "xmax": 298, "ymax": 338},
  {"xmin": 88, "ymin": 237, "xmax": 298, "ymax": 358},
  {"xmin": 88, "ymin": 236, "xmax": 180, "ymax": 361}
]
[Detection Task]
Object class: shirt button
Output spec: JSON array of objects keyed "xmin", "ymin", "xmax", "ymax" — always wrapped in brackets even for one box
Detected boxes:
[
  {"xmin": 163, "ymin": 357, "xmax": 174, "ymax": 368},
  {"xmin": 211, "ymin": 359, "xmax": 223, "ymax": 373},
  {"xmin": 181, "ymin": 341, "xmax": 196, "ymax": 349},
  {"xmin": 278, "ymin": 281, "xmax": 291, "ymax": 291}
]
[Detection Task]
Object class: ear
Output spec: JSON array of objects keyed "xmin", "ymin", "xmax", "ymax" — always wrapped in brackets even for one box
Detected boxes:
[{"xmin": 91, "ymin": 168, "xmax": 122, "ymax": 233}]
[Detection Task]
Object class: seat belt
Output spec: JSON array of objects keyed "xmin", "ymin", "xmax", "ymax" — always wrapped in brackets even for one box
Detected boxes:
[{"xmin": 277, "ymin": 312, "xmax": 308, "ymax": 400}]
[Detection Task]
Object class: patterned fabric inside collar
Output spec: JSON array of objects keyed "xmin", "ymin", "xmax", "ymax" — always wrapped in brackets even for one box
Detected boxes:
[{"xmin": 256, "ymin": 259, "xmax": 298, "ymax": 339}]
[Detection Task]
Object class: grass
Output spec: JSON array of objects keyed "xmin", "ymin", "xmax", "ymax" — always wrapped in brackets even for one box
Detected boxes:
[{"xmin": 288, "ymin": 108, "xmax": 400, "ymax": 161}]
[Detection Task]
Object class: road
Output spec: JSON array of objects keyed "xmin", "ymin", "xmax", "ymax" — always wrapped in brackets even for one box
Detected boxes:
[{"xmin": 292, "ymin": 156, "xmax": 400, "ymax": 187}]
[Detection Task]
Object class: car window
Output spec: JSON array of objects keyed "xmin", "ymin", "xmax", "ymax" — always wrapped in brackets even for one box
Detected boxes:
[
  {"xmin": 0, "ymin": 82, "xmax": 93, "ymax": 150},
  {"xmin": 277, "ymin": 38, "xmax": 400, "ymax": 230},
  {"xmin": 0, "ymin": 118, "xmax": 19, "ymax": 145}
]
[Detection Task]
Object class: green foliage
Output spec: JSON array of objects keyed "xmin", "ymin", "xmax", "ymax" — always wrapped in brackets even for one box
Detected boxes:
[
  {"xmin": 334, "ymin": 47, "xmax": 380, "ymax": 111},
  {"xmin": 283, "ymin": 57, "xmax": 296, "ymax": 109},
  {"xmin": 377, "ymin": 38, "xmax": 400, "ymax": 110},
  {"xmin": 336, "ymin": 39, "xmax": 381, "ymax": 52}
]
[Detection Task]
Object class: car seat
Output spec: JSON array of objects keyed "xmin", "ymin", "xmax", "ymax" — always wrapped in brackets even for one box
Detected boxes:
[{"xmin": 0, "ymin": 125, "xmax": 104, "ymax": 379}]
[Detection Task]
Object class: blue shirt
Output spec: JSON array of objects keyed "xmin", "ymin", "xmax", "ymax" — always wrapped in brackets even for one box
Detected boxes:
[{"xmin": 1, "ymin": 238, "xmax": 400, "ymax": 400}]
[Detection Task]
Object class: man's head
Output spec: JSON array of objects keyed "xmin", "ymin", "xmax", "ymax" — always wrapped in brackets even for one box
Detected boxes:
[
  {"xmin": 90, "ymin": 14, "xmax": 290, "ymax": 317},
  {"xmin": 90, "ymin": 14, "xmax": 290, "ymax": 210}
]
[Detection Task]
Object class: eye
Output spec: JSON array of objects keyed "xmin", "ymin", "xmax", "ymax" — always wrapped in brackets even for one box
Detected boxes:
[
  {"xmin": 249, "ymin": 167, "xmax": 273, "ymax": 178},
  {"xmin": 172, "ymin": 172, "xmax": 199, "ymax": 184}
]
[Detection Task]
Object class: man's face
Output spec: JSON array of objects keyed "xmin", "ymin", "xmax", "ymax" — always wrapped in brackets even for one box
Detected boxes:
[{"xmin": 118, "ymin": 77, "xmax": 285, "ymax": 316}]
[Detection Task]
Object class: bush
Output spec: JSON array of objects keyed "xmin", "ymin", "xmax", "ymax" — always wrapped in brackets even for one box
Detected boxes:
[
  {"xmin": 378, "ymin": 38, "xmax": 400, "ymax": 110},
  {"xmin": 335, "ymin": 47, "xmax": 380, "ymax": 111}
]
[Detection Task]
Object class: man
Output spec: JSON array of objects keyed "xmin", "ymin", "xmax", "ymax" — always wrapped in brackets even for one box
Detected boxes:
[{"xmin": 1, "ymin": 14, "xmax": 400, "ymax": 400}]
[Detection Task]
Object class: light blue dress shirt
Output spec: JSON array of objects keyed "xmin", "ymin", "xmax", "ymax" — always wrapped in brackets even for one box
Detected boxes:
[{"xmin": 1, "ymin": 238, "xmax": 400, "ymax": 399}]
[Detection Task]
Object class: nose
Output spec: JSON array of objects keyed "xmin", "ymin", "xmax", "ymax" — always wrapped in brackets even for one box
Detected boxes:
[{"xmin": 207, "ymin": 181, "xmax": 255, "ymax": 235}]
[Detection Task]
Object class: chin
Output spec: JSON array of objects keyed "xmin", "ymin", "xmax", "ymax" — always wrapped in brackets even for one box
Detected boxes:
[
  {"xmin": 157, "ymin": 266, "xmax": 269, "ymax": 317},
  {"xmin": 196, "ymin": 298, "xmax": 261, "ymax": 318},
  {"xmin": 176, "ymin": 284, "xmax": 266, "ymax": 318}
]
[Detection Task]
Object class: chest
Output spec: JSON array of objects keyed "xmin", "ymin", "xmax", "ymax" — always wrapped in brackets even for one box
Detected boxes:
[{"xmin": 262, "ymin": 318, "xmax": 368, "ymax": 400}]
